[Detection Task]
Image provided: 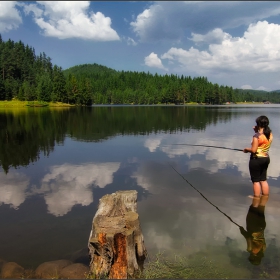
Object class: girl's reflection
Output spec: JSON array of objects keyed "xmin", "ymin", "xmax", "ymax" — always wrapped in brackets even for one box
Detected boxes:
[{"xmin": 240, "ymin": 195, "xmax": 269, "ymax": 265}]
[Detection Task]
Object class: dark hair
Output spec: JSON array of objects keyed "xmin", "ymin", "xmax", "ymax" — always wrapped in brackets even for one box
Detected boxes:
[
  {"xmin": 256, "ymin": 115, "xmax": 271, "ymax": 140},
  {"xmin": 248, "ymin": 251, "xmax": 264, "ymax": 265}
]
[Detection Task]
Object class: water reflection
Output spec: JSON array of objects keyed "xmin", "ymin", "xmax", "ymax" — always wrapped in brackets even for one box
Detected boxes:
[
  {"xmin": 1, "ymin": 162, "xmax": 120, "ymax": 216},
  {"xmin": 0, "ymin": 171, "xmax": 30, "ymax": 209},
  {"xmin": 158, "ymin": 133, "xmax": 280, "ymax": 180},
  {"xmin": 38, "ymin": 162, "xmax": 121, "ymax": 216},
  {"xmin": 0, "ymin": 106, "xmax": 258, "ymax": 173},
  {"xmin": 240, "ymin": 195, "xmax": 268, "ymax": 266},
  {"xmin": 144, "ymin": 137, "xmax": 162, "ymax": 152},
  {"xmin": 1, "ymin": 106, "xmax": 280, "ymax": 274},
  {"xmin": 134, "ymin": 158, "xmax": 280, "ymax": 272}
]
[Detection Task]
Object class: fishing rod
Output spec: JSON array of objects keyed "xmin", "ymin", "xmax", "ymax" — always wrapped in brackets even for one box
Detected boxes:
[
  {"xmin": 165, "ymin": 144, "xmax": 243, "ymax": 152},
  {"xmin": 169, "ymin": 163, "xmax": 242, "ymax": 228}
]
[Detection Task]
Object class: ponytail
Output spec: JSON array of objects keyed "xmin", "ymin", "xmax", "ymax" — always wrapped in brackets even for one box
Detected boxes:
[{"xmin": 256, "ymin": 115, "xmax": 272, "ymax": 140}]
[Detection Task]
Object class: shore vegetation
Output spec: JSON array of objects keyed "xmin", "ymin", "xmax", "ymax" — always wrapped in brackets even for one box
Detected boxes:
[{"xmin": 1, "ymin": 35, "xmax": 280, "ymax": 106}]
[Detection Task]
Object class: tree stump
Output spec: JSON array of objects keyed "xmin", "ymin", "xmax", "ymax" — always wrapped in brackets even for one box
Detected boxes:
[{"xmin": 88, "ymin": 190, "xmax": 147, "ymax": 279}]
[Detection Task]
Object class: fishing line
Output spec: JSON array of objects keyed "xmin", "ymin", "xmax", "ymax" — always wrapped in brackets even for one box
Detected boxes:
[
  {"xmin": 165, "ymin": 144, "xmax": 243, "ymax": 152},
  {"xmin": 169, "ymin": 163, "xmax": 242, "ymax": 228}
]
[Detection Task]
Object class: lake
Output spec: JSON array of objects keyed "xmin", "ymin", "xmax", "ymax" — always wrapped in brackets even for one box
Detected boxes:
[{"xmin": 1, "ymin": 105, "xmax": 280, "ymax": 278}]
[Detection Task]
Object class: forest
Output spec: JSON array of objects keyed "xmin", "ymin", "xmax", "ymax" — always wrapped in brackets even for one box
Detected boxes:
[{"xmin": 1, "ymin": 35, "xmax": 280, "ymax": 105}]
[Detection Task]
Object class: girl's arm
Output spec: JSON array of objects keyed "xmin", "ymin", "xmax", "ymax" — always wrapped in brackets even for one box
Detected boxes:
[
  {"xmin": 240, "ymin": 227, "xmax": 252, "ymax": 251},
  {"xmin": 243, "ymin": 137, "xmax": 258, "ymax": 153}
]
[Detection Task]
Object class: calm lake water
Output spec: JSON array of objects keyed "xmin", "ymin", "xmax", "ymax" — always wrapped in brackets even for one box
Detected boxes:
[{"xmin": 1, "ymin": 105, "xmax": 280, "ymax": 278}]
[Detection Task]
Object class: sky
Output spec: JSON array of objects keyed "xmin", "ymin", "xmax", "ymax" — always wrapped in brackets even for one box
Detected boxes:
[{"xmin": 1, "ymin": 1, "xmax": 280, "ymax": 91}]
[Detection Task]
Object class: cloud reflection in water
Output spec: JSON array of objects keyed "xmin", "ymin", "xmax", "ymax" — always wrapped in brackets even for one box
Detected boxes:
[
  {"xmin": 38, "ymin": 163, "xmax": 121, "ymax": 216},
  {"xmin": 139, "ymin": 132, "xmax": 280, "ymax": 271},
  {"xmin": 144, "ymin": 131, "xmax": 280, "ymax": 179},
  {"xmin": 0, "ymin": 171, "xmax": 30, "ymax": 209},
  {"xmin": 1, "ymin": 162, "xmax": 121, "ymax": 216}
]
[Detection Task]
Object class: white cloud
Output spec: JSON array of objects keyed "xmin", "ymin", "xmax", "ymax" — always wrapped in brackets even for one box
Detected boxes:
[
  {"xmin": 130, "ymin": 3, "xmax": 185, "ymax": 43},
  {"xmin": 23, "ymin": 1, "xmax": 120, "ymax": 41},
  {"xmin": 256, "ymin": 86, "xmax": 268, "ymax": 91},
  {"xmin": 145, "ymin": 52, "xmax": 168, "ymax": 71},
  {"xmin": 130, "ymin": 7, "xmax": 152, "ymax": 41},
  {"xmin": 161, "ymin": 21, "xmax": 280, "ymax": 74},
  {"xmin": 126, "ymin": 36, "xmax": 137, "ymax": 46},
  {"xmin": 130, "ymin": 2, "xmax": 280, "ymax": 42},
  {"xmin": 0, "ymin": 172, "xmax": 29, "ymax": 209},
  {"xmin": 0, "ymin": 1, "xmax": 22, "ymax": 32},
  {"xmin": 190, "ymin": 28, "xmax": 231, "ymax": 45},
  {"xmin": 23, "ymin": 3, "xmax": 43, "ymax": 18},
  {"xmin": 32, "ymin": 162, "xmax": 120, "ymax": 216},
  {"xmin": 240, "ymin": 85, "xmax": 269, "ymax": 91}
]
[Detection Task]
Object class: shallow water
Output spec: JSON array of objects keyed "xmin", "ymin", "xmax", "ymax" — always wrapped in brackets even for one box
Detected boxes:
[{"xmin": 1, "ymin": 105, "xmax": 280, "ymax": 277}]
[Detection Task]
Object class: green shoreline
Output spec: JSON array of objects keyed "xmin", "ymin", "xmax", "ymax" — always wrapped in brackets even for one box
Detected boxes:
[
  {"xmin": 0, "ymin": 100, "xmax": 75, "ymax": 108},
  {"xmin": 0, "ymin": 100, "xmax": 266, "ymax": 108}
]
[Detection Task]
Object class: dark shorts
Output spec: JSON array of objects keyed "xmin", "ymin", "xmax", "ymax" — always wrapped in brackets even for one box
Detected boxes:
[
  {"xmin": 249, "ymin": 156, "xmax": 270, "ymax": 182},
  {"xmin": 246, "ymin": 205, "xmax": 266, "ymax": 233}
]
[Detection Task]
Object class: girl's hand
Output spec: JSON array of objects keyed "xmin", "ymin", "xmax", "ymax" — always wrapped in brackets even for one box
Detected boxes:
[{"xmin": 243, "ymin": 148, "xmax": 249, "ymax": 153}]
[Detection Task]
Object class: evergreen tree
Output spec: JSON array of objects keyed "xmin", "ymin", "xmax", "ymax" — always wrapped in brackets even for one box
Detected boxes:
[
  {"xmin": 52, "ymin": 65, "xmax": 66, "ymax": 102},
  {"xmin": 36, "ymin": 73, "xmax": 52, "ymax": 101},
  {"xmin": 0, "ymin": 76, "xmax": 5, "ymax": 100}
]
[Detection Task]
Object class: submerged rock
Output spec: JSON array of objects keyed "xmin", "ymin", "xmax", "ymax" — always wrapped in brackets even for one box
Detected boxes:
[
  {"xmin": 35, "ymin": 259, "xmax": 72, "ymax": 278},
  {"xmin": 1, "ymin": 262, "xmax": 24, "ymax": 279},
  {"xmin": 60, "ymin": 263, "xmax": 90, "ymax": 279},
  {"xmin": 0, "ymin": 258, "xmax": 7, "ymax": 272},
  {"xmin": 63, "ymin": 247, "xmax": 89, "ymax": 265}
]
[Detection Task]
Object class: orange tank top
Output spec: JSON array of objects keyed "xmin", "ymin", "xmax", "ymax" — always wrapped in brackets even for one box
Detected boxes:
[{"xmin": 253, "ymin": 132, "xmax": 272, "ymax": 157}]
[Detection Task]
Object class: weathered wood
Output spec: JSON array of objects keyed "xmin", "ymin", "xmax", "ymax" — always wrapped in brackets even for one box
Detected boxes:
[{"xmin": 88, "ymin": 190, "xmax": 147, "ymax": 279}]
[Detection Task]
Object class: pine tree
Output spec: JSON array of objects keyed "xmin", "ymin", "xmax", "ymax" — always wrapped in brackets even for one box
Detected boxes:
[
  {"xmin": 0, "ymin": 76, "xmax": 5, "ymax": 100},
  {"xmin": 36, "ymin": 73, "xmax": 52, "ymax": 101},
  {"xmin": 52, "ymin": 65, "xmax": 66, "ymax": 102}
]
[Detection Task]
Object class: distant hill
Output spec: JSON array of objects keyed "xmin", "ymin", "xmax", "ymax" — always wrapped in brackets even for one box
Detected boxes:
[
  {"xmin": 236, "ymin": 88, "xmax": 280, "ymax": 94},
  {"xmin": 63, "ymin": 63, "xmax": 118, "ymax": 77},
  {"xmin": 235, "ymin": 88, "xmax": 268, "ymax": 94},
  {"xmin": 61, "ymin": 63, "xmax": 280, "ymax": 104}
]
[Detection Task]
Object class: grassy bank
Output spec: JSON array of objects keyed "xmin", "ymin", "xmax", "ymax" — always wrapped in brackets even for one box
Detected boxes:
[
  {"xmin": 0, "ymin": 100, "xmax": 74, "ymax": 108},
  {"xmin": 236, "ymin": 102, "xmax": 265, "ymax": 104}
]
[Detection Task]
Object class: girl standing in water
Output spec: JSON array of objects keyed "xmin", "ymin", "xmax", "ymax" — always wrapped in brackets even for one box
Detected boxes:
[{"xmin": 243, "ymin": 115, "xmax": 273, "ymax": 197}]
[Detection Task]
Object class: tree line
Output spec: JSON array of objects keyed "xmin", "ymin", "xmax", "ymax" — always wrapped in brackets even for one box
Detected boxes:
[{"xmin": 1, "ymin": 35, "xmax": 280, "ymax": 105}]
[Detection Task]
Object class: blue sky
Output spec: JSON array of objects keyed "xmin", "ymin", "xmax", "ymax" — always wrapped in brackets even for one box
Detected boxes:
[{"xmin": 1, "ymin": 1, "xmax": 280, "ymax": 91}]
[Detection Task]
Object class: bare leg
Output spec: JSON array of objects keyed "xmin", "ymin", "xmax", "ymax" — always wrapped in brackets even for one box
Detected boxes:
[
  {"xmin": 259, "ymin": 194, "xmax": 269, "ymax": 206},
  {"xmin": 252, "ymin": 196, "xmax": 260, "ymax": 207},
  {"xmin": 260, "ymin": 180, "xmax": 269, "ymax": 196},
  {"xmin": 253, "ymin": 182, "xmax": 261, "ymax": 197}
]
